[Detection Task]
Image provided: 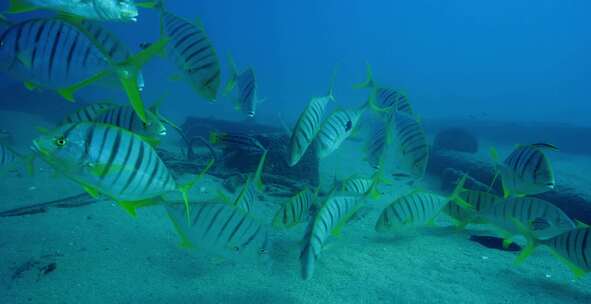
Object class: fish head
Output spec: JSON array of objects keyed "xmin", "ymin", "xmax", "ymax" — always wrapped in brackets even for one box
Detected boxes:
[
  {"xmin": 111, "ymin": 0, "xmax": 139, "ymax": 21},
  {"xmin": 143, "ymin": 111, "xmax": 167, "ymax": 136},
  {"xmin": 32, "ymin": 124, "xmax": 88, "ymax": 173}
]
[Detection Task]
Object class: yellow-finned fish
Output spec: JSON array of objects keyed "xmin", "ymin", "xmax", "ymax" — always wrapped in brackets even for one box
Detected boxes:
[
  {"xmin": 442, "ymin": 189, "xmax": 501, "ymax": 228},
  {"xmin": 32, "ymin": 122, "xmax": 212, "ymax": 218},
  {"xmin": 157, "ymin": 3, "xmax": 221, "ymax": 102},
  {"xmin": 61, "ymin": 102, "xmax": 115, "ymax": 125},
  {"xmin": 315, "ymin": 103, "xmax": 367, "ymax": 159},
  {"xmin": 375, "ymin": 176, "xmax": 469, "ymax": 232},
  {"xmin": 477, "ymin": 196, "xmax": 574, "ymax": 241},
  {"xmin": 491, "ymin": 143, "xmax": 557, "ymax": 198},
  {"xmin": 272, "ymin": 188, "xmax": 315, "ymax": 229},
  {"xmin": 287, "ymin": 75, "xmax": 335, "ymax": 167},
  {"xmin": 166, "ymin": 201, "xmax": 272, "ymax": 266},
  {"xmin": 354, "ymin": 64, "xmax": 413, "ymax": 116},
  {"xmin": 224, "ymin": 55, "xmax": 262, "ymax": 117},
  {"xmin": 515, "ymin": 226, "xmax": 591, "ymax": 278},
  {"xmin": 94, "ymin": 105, "xmax": 167, "ymax": 142},
  {"xmin": 0, "ymin": 17, "xmax": 168, "ymax": 123},
  {"xmin": 6, "ymin": 0, "xmax": 145, "ymax": 22},
  {"xmin": 300, "ymin": 193, "xmax": 367, "ymax": 280},
  {"xmin": 390, "ymin": 112, "xmax": 429, "ymax": 180}
]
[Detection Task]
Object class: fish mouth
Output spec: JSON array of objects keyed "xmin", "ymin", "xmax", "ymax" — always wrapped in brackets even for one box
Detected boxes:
[{"xmin": 247, "ymin": 112, "xmax": 255, "ymax": 117}]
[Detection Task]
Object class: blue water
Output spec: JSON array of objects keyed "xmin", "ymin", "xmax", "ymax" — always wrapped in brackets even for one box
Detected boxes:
[{"xmin": 1, "ymin": 1, "xmax": 591, "ymax": 303}]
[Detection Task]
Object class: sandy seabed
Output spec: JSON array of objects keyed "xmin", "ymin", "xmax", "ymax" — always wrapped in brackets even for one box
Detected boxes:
[{"xmin": 1, "ymin": 118, "xmax": 590, "ymax": 304}]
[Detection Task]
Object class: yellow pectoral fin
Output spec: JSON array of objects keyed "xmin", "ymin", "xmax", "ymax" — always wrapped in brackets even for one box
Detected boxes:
[
  {"xmin": 83, "ymin": 186, "xmax": 100, "ymax": 199},
  {"xmin": 139, "ymin": 135, "xmax": 160, "ymax": 147},
  {"xmin": 57, "ymin": 70, "xmax": 111, "ymax": 102},
  {"xmin": 23, "ymin": 81, "xmax": 38, "ymax": 91},
  {"xmin": 118, "ymin": 198, "xmax": 162, "ymax": 217},
  {"xmin": 135, "ymin": 1, "xmax": 158, "ymax": 9},
  {"xmin": 118, "ymin": 73, "xmax": 147, "ymax": 123}
]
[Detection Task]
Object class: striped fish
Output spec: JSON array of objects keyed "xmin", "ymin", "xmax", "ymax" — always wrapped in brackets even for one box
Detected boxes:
[
  {"xmin": 94, "ymin": 105, "xmax": 167, "ymax": 140},
  {"xmin": 61, "ymin": 102, "xmax": 115, "ymax": 124},
  {"xmin": 516, "ymin": 227, "xmax": 591, "ymax": 278},
  {"xmin": 365, "ymin": 118, "xmax": 391, "ymax": 169},
  {"xmin": 272, "ymin": 188, "xmax": 314, "ymax": 229},
  {"xmin": 353, "ymin": 64, "xmax": 412, "ymax": 115},
  {"xmin": 0, "ymin": 17, "xmax": 166, "ymax": 123},
  {"xmin": 496, "ymin": 143, "xmax": 557, "ymax": 198},
  {"xmin": 230, "ymin": 149, "xmax": 267, "ymax": 212},
  {"xmin": 288, "ymin": 92, "xmax": 334, "ymax": 167},
  {"xmin": 300, "ymin": 194, "xmax": 366, "ymax": 280},
  {"xmin": 7, "ymin": 0, "xmax": 140, "ymax": 22},
  {"xmin": 442, "ymin": 190, "xmax": 501, "ymax": 227},
  {"xmin": 32, "ymin": 122, "xmax": 207, "ymax": 215},
  {"xmin": 391, "ymin": 112, "xmax": 429, "ymax": 180},
  {"xmin": 375, "ymin": 192, "xmax": 450, "ymax": 232},
  {"xmin": 71, "ymin": 19, "xmax": 145, "ymax": 90},
  {"xmin": 340, "ymin": 173, "xmax": 381, "ymax": 199},
  {"xmin": 0, "ymin": 143, "xmax": 17, "ymax": 167},
  {"xmin": 376, "ymin": 176, "xmax": 468, "ymax": 232},
  {"xmin": 224, "ymin": 56, "xmax": 260, "ymax": 117},
  {"xmin": 478, "ymin": 197, "xmax": 575, "ymax": 240},
  {"xmin": 166, "ymin": 201, "xmax": 272, "ymax": 266},
  {"xmin": 315, "ymin": 103, "xmax": 367, "ymax": 159},
  {"xmin": 375, "ymin": 87, "xmax": 413, "ymax": 115},
  {"xmin": 160, "ymin": 10, "xmax": 221, "ymax": 102}
]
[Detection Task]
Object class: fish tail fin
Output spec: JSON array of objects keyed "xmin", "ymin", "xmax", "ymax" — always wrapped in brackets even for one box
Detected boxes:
[
  {"xmin": 7, "ymin": 0, "xmax": 37, "ymax": 14},
  {"xmin": 223, "ymin": 53, "xmax": 239, "ymax": 96},
  {"xmin": 448, "ymin": 174, "xmax": 472, "ymax": 209},
  {"xmin": 353, "ymin": 62, "xmax": 375, "ymax": 89},
  {"xmin": 367, "ymin": 170, "xmax": 383, "ymax": 200},
  {"xmin": 177, "ymin": 159, "xmax": 215, "ymax": 223},
  {"xmin": 510, "ymin": 217, "xmax": 540, "ymax": 265},
  {"xmin": 253, "ymin": 149, "xmax": 268, "ymax": 192}
]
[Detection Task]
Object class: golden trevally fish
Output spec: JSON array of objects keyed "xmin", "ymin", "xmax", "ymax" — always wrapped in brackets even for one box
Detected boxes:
[
  {"xmin": 490, "ymin": 143, "xmax": 557, "ymax": 198},
  {"xmin": 6, "ymin": 0, "xmax": 150, "ymax": 22},
  {"xmin": 287, "ymin": 75, "xmax": 335, "ymax": 167},
  {"xmin": 32, "ymin": 122, "xmax": 213, "ymax": 218},
  {"xmin": 0, "ymin": 17, "xmax": 168, "ymax": 123}
]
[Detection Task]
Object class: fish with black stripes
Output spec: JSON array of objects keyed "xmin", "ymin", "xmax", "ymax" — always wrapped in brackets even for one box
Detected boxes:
[
  {"xmin": 375, "ymin": 176, "xmax": 469, "ymax": 232},
  {"xmin": 514, "ymin": 226, "xmax": 591, "ymax": 278},
  {"xmin": 5, "ymin": 0, "xmax": 150, "ymax": 22},
  {"xmin": 228, "ymin": 149, "xmax": 267, "ymax": 212},
  {"xmin": 287, "ymin": 75, "xmax": 335, "ymax": 167},
  {"xmin": 272, "ymin": 188, "xmax": 315, "ymax": 229},
  {"xmin": 490, "ymin": 143, "xmax": 557, "ymax": 198},
  {"xmin": 365, "ymin": 118, "xmax": 391, "ymax": 169},
  {"xmin": 224, "ymin": 55, "xmax": 262, "ymax": 117},
  {"xmin": 443, "ymin": 189, "xmax": 502, "ymax": 228},
  {"xmin": 156, "ymin": 1, "xmax": 221, "ymax": 102},
  {"xmin": 32, "ymin": 122, "xmax": 213, "ymax": 218},
  {"xmin": 61, "ymin": 102, "xmax": 115, "ymax": 124},
  {"xmin": 477, "ymin": 196, "xmax": 575, "ymax": 242},
  {"xmin": 300, "ymin": 193, "xmax": 368, "ymax": 280},
  {"xmin": 94, "ymin": 104, "xmax": 167, "ymax": 145},
  {"xmin": 0, "ymin": 17, "xmax": 167, "ymax": 123},
  {"xmin": 315, "ymin": 102, "xmax": 368, "ymax": 159},
  {"xmin": 354, "ymin": 64, "xmax": 413, "ymax": 116},
  {"xmin": 165, "ymin": 201, "xmax": 272, "ymax": 266},
  {"xmin": 0, "ymin": 143, "xmax": 35, "ymax": 176},
  {"xmin": 390, "ymin": 112, "xmax": 429, "ymax": 181}
]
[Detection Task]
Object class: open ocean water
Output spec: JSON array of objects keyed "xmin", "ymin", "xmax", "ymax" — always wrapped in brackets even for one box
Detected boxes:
[{"xmin": 0, "ymin": 1, "xmax": 590, "ymax": 303}]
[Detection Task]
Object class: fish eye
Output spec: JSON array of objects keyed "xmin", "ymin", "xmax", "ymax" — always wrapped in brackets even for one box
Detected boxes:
[
  {"xmin": 259, "ymin": 248, "xmax": 267, "ymax": 254},
  {"xmin": 233, "ymin": 246, "xmax": 240, "ymax": 252},
  {"xmin": 54, "ymin": 136, "xmax": 67, "ymax": 147}
]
